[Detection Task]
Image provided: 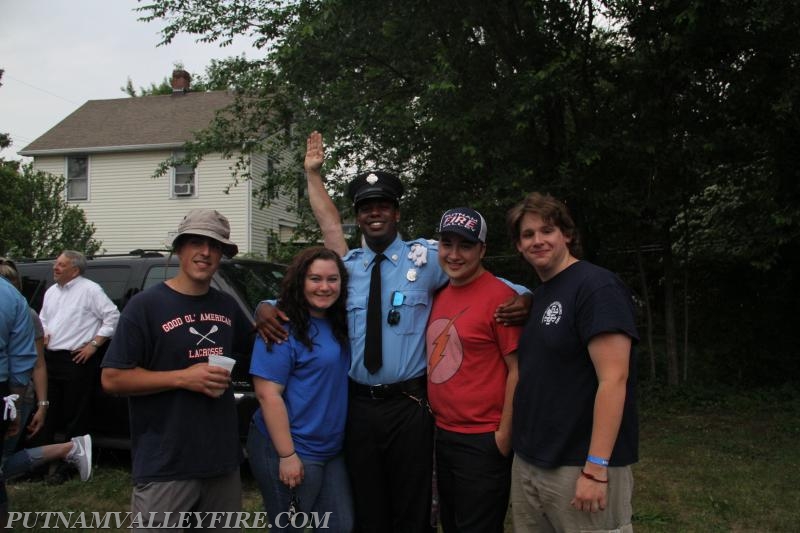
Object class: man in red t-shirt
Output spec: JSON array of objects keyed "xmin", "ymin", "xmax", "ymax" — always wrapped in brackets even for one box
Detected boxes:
[{"xmin": 426, "ymin": 207, "xmax": 521, "ymax": 533}]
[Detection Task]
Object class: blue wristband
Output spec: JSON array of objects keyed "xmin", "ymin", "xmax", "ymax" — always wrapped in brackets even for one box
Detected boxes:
[{"xmin": 587, "ymin": 455, "xmax": 609, "ymax": 466}]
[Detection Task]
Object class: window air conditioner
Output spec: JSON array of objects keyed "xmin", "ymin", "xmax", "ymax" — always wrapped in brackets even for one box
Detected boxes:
[{"xmin": 173, "ymin": 183, "xmax": 194, "ymax": 196}]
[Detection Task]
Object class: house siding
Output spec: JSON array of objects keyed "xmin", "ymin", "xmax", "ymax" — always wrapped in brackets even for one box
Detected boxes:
[
  {"xmin": 33, "ymin": 151, "xmax": 269, "ymax": 255},
  {"xmin": 33, "ymin": 157, "xmax": 67, "ymax": 183},
  {"xmin": 34, "ymin": 150, "xmax": 296, "ymax": 258},
  {"xmin": 249, "ymin": 152, "xmax": 299, "ymax": 259},
  {"xmin": 249, "ymin": 153, "xmax": 270, "ymax": 258}
]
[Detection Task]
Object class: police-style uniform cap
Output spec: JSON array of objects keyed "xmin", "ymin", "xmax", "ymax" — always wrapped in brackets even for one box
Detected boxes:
[
  {"xmin": 347, "ymin": 171, "xmax": 404, "ymax": 206},
  {"xmin": 172, "ymin": 208, "xmax": 239, "ymax": 258},
  {"xmin": 438, "ymin": 207, "xmax": 487, "ymax": 243}
]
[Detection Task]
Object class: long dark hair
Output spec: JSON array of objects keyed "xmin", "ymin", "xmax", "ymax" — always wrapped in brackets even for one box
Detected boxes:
[{"xmin": 277, "ymin": 247, "xmax": 349, "ymax": 350}]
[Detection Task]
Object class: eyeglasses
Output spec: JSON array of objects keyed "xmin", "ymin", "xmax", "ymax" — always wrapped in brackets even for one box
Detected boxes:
[{"xmin": 388, "ymin": 291, "xmax": 404, "ymax": 326}]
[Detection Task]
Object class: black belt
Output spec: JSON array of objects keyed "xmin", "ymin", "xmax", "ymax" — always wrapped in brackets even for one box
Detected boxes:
[
  {"xmin": 349, "ymin": 375, "xmax": 427, "ymax": 400},
  {"xmin": 45, "ymin": 348, "xmax": 73, "ymax": 355}
]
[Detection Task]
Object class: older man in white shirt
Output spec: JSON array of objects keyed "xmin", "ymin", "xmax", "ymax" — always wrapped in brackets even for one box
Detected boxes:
[{"xmin": 39, "ymin": 250, "xmax": 119, "ymax": 483}]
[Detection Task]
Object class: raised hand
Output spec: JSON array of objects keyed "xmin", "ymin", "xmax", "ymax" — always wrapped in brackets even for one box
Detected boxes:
[{"xmin": 305, "ymin": 131, "xmax": 324, "ymax": 174}]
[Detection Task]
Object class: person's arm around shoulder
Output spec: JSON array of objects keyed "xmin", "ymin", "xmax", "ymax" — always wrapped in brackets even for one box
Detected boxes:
[
  {"xmin": 255, "ymin": 301, "xmax": 290, "ymax": 345},
  {"xmin": 571, "ymin": 332, "xmax": 632, "ymax": 513},
  {"xmin": 101, "ymin": 363, "xmax": 231, "ymax": 399},
  {"xmin": 305, "ymin": 131, "xmax": 348, "ymax": 257},
  {"xmin": 494, "ymin": 279, "xmax": 533, "ymax": 326}
]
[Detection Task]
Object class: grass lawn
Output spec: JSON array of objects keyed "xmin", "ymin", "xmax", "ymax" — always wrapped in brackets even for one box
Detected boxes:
[
  {"xmin": 631, "ymin": 384, "xmax": 799, "ymax": 532},
  {"xmin": 6, "ymin": 384, "xmax": 799, "ymax": 532}
]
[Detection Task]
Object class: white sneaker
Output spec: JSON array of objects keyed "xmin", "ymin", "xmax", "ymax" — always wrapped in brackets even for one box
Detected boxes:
[{"xmin": 66, "ymin": 434, "xmax": 92, "ymax": 481}]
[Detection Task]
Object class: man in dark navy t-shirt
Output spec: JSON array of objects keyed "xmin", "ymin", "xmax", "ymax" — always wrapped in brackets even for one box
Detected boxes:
[
  {"xmin": 102, "ymin": 209, "xmax": 252, "ymax": 531},
  {"xmin": 506, "ymin": 193, "xmax": 639, "ymax": 533}
]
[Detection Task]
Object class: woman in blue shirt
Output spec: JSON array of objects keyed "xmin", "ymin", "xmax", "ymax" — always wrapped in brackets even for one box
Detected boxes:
[{"xmin": 247, "ymin": 247, "xmax": 352, "ymax": 532}]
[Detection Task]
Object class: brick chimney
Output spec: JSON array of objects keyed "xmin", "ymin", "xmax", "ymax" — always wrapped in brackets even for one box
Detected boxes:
[{"xmin": 171, "ymin": 69, "xmax": 191, "ymax": 94}]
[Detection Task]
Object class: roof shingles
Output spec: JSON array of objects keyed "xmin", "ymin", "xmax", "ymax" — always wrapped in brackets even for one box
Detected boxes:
[{"xmin": 19, "ymin": 91, "xmax": 234, "ymax": 155}]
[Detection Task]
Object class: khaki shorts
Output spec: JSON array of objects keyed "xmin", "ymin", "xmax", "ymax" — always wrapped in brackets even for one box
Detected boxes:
[
  {"xmin": 510, "ymin": 456, "xmax": 633, "ymax": 533},
  {"xmin": 131, "ymin": 469, "xmax": 241, "ymax": 532}
]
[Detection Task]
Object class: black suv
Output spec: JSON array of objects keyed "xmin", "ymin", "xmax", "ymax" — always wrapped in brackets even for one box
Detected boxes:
[{"xmin": 17, "ymin": 250, "xmax": 285, "ymax": 449}]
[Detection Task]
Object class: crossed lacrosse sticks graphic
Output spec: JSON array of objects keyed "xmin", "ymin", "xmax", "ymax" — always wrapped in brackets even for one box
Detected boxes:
[{"xmin": 189, "ymin": 325, "xmax": 219, "ymax": 345}]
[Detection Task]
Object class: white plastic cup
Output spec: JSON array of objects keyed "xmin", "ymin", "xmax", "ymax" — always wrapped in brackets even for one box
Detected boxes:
[{"xmin": 208, "ymin": 354, "xmax": 236, "ymax": 373}]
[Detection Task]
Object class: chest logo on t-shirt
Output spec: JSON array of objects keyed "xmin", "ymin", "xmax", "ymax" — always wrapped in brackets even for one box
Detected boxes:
[
  {"xmin": 189, "ymin": 325, "xmax": 218, "ymax": 345},
  {"xmin": 542, "ymin": 301, "xmax": 563, "ymax": 325},
  {"xmin": 161, "ymin": 313, "xmax": 233, "ymax": 359},
  {"xmin": 427, "ymin": 308, "xmax": 467, "ymax": 384}
]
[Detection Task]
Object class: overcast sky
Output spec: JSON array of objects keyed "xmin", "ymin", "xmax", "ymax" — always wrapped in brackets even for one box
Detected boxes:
[{"xmin": 1, "ymin": 0, "xmax": 257, "ymax": 161}]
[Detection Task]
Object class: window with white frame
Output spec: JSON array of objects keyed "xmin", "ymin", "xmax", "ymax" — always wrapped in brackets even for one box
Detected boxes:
[
  {"xmin": 66, "ymin": 156, "xmax": 88, "ymax": 201},
  {"xmin": 172, "ymin": 151, "xmax": 196, "ymax": 197}
]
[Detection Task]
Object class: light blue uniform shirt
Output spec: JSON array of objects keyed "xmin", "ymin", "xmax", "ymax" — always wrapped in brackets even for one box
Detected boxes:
[
  {"xmin": 344, "ymin": 236, "xmax": 448, "ymax": 385},
  {"xmin": 0, "ymin": 277, "xmax": 37, "ymax": 387}
]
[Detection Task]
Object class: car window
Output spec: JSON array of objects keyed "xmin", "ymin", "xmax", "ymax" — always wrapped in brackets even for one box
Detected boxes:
[
  {"xmin": 84, "ymin": 266, "xmax": 132, "ymax": 309},
  {"xmin": 218, "ymin": 262, "xmax": 285, "ymax": 311},
  {"xmin": 20, "ymin": 273, "xmax": 49, "ymax": 313},
  {"xmin": 143, "ymin": 265, "xmax": 180, "ymax": 291}
]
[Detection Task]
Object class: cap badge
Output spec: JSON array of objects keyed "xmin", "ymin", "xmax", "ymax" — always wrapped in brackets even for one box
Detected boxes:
[{"xmin": 366, "ymin": 173, "xmax": 379, "ymax": 185}]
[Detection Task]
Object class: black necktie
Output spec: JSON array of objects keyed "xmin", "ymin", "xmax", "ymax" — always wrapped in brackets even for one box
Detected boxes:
[{"xmin": 364, "ymin": 253, "xmax": 386, "ymax": 374}]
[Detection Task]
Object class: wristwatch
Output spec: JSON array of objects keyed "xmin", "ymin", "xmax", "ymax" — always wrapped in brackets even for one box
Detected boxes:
[
  {"xmin": 90, "ymin": 340, "xmax": 99, "ymax": 347},
  {"xmin": 38, "ymin": 400, "xmax": 50, "ymax": 407}
]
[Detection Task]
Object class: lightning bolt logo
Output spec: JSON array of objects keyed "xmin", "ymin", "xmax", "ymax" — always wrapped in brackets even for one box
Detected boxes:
[{"xmin": 429, "ymin": 308, "xmax": 467, "ymax": 374}]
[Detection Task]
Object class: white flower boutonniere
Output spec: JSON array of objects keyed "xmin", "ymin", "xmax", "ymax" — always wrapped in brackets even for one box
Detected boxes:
[
  {"xmin": 406, "ymin": 269, "xmax": 418, "ymax": 282},
  {"xmin": 408, "ymin": 243, "xmax": 427, "ymax": 267}
]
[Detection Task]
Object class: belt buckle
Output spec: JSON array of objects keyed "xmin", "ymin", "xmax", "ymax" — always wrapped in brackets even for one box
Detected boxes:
[{"xmin": 369, "ymin": 384, "xmax": 384, "ymax": 400}]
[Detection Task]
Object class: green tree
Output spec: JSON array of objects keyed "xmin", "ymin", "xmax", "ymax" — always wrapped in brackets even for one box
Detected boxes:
[
  {"xmin": 600, "ymin": 0, "xmax": 800, "ymax": 384},
  {"xmin": 0, "ymin": 161, "xmax": 102, "ymax": 258},
  {"xmin": 136, "ymin": 0, "xmax": 800, "ymax": 385},
  {"xmin": 1, "ymin": 69, "xmax": 100, "ymax": 258},
  {"xmin": 136, "ymin": 0, "xmax": 610, "ymax": 235}
]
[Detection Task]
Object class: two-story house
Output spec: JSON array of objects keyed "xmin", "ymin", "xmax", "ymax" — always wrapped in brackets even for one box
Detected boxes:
[{"xmin": 18, "ymin": 70, "xmax": 298, "ymax": 257}]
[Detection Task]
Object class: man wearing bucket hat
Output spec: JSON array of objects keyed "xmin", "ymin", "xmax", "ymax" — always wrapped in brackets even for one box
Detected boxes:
[
  {"xmin": 102, "ymin": 209, "xmax": 254, "ymax": 529},
  {"xmin": 257, "ymin": 132, "xmax": 531, "ymax": 532},
  {"xmin": 425, "ymin": 207, "xmax": 521, "ymax": 532}
]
